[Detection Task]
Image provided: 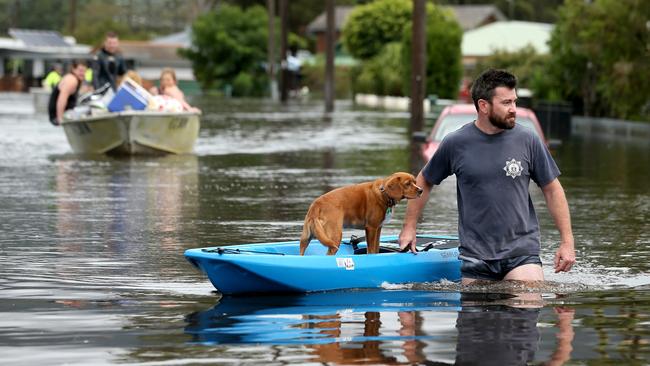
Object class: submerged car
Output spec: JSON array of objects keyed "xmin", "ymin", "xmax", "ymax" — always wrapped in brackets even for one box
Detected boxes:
[{"xmin": 415, "ymin": 104, "xmax": 554, "ymax": 162}]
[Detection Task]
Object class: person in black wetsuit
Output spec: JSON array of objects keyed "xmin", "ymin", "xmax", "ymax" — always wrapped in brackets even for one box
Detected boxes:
[
  {"xmin": 48, "ymin": 60, "xmax": 88, "ymax": 126},
  {"xmin": 91, "ymin": 31, "xmax": 127, "ymax": 91}
]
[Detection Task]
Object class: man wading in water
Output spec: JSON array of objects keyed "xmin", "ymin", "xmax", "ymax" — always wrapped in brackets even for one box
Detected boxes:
[{"xmin": 399, "ymin": 69, "xmax": 576, "ymax": 284}]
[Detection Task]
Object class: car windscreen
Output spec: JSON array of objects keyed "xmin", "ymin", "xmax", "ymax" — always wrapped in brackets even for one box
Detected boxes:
[{"xmin": 433, "ymin": 114, "xmax": 539, "ymax": 141}]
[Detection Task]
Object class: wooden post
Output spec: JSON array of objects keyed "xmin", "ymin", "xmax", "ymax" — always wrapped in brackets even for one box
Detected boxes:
[
  {"xmin": 324, "ymin": 0, "xmax": 335, "ymax": 113},
  {"xmin": 267, "ymin": 0, "xmax": 278, "ymax": 101},
  {"xmin": 409, "ymin": 0, "xmax": 426, "ymax": 173},
  {"xmin": 279, "ymin": 0, "xmax": 289, "ymax": 103}
]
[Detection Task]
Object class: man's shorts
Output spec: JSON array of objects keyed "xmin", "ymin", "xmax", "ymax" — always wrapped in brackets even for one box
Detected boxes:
[{"xmin": 459, "ymin": 254, "xmax": 543, "ymax": 281}]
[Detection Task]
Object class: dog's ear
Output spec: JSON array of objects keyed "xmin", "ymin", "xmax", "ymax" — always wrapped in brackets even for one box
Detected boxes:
[{"xmin": 383, "ymin": 175, "xmax": 403, "ymax": 200}]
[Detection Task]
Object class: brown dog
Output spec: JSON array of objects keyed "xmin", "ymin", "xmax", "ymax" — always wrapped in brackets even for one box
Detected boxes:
[{"xmin": 299, "ymin": 172, "xmax": 423, "ymax": 255}]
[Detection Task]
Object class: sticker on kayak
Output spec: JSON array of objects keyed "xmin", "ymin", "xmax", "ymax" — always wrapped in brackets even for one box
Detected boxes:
[{"xmin": 336, "ymin": 257, "xmax": 355, "ymax": 270}]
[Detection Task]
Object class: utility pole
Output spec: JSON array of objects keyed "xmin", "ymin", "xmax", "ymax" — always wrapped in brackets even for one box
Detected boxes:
[
  {"xmin": 267, "ymin": 0, "xmax": 278, "ymax": 101},
  {"xmin": 279, "ymin": 0, "xmax": 289, "ymax": 103},
  {"xmin": 324, "ymin": 0, "xmax": 335, "ymax": 113},
  {"xmin": 409, "ymin": 0, "xmax": 426, "ymax": 173}
]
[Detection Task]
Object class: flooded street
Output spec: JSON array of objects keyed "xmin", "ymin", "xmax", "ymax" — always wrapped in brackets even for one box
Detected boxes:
[{"xmin": 1, "ymin": 95, "xmax": 649, "ymax": 365}]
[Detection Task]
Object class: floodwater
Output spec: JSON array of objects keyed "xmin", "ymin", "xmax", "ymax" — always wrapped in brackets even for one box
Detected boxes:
[{"xmin": 1, "ymin": 95, "xmax": 649, "ymax": 365}]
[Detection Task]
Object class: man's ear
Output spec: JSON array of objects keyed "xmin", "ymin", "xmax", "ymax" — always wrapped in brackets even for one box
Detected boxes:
[{"xmin": 478, "ymin": 99, "xmax": 489, "ymax": 114}]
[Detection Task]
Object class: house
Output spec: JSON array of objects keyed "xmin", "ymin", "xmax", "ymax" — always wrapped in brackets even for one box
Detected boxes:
[
  {"xmin": 118, "ymin": 28, "xmax": 198, "ymax": 94},
  {"xmin": 0, "ymin": 28, "xmax": 91, "ymax": 91},
  {"xmin": 461, "ymin": 21, "xmax": 553, "ymax": 68},
  {"xmin": 306, "ymin": 4, "xmax": 505, "ymax": 56},
  {"xmin": 447, "ymin": 5, "xmax": 506, "ymax": 31},
  {"xmin": 306, "ymin": 6, "xmax": 354, "ymax": 55}
]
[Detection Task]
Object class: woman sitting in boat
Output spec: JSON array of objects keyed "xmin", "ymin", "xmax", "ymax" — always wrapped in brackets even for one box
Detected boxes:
[
  {"xmin": 149, "ymin": 68, "xmax": 200, "ymax": 113},
  {"xmin": 48, "ymin": 60, "xmax": 88, "ymax": 126}
]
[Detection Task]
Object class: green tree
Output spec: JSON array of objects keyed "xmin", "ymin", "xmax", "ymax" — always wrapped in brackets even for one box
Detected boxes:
[
  {"xmin": 180, "ymin": 4, "xmax": 269, "ymax": 96},
  {"xmin": 353, "ymin": 42, "xmax": 405, "ymax": 96},
  {"xmin": 402, "ymin": 3, "xmax": 462, "ymax": 99},
  {"xmin": 437, "ymin": 0, "xmax": 565, "ymax": 23},
  {"xmin": 341, "ymin": 0, "xmax": 412, "ymax": 60},
  {"xmin": 0, "ymin": 0, "xmax": 68, "ymax": 35},
  {"xmin": 70, "ymin": 0, "xmax": 147, "ymax": 47},
  {"xmin": 472, "ymin": 45, "xmax": 558, "ymax": 100},
  {"xmin": 547, "ymin": 0, "xmax": 650, "ymax": 120},
  {"xmin": 346, "ymin": 0, "xmax": 462, "ymax": 99}
]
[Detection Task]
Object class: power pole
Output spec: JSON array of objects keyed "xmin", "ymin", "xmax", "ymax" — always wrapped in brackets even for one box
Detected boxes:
[
  {"xmin": 267, "ymin": 0, "xmax": 278, "ymax": 101},
  {"xmin": 324, "ymin": 0, "xmax": 335, "ymax": 113},
  {"xmin": 279, "ymin": 0, "xmax": 289, "ymax": 103},
  {"xmin": 410, "ymin": 0, "xmax": 426, "ymax": 173}
]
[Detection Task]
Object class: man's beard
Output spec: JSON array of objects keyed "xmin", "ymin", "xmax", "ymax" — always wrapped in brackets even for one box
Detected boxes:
[{"xmin": 488, "ymin": 111, "xmax": 516, "ymax": 130}]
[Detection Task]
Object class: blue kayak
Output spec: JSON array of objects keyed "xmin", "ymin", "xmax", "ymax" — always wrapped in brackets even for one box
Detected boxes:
[{"xmin": 184, "ymin": 234, "xmax": 461, "ymax": 295}]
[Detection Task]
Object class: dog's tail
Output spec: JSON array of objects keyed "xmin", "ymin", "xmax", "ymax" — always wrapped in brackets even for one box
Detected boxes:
[{"xmin": 299, "ymin": 218, "xmax": 314, "ymax": 256}]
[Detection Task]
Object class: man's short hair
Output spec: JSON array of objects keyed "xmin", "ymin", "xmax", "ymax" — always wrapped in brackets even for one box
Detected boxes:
[
  {"xmin": 105, "ymin": 31, "xmax": 118, "ymax": 39},
  {"xmin": 471, "ymin": 69, "xmax": 517, "ymax": 111}
]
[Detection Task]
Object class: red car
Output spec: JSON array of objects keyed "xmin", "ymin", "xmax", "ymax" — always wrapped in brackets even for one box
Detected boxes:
[{"xmin": 416, "ymin": 104, "xmax": 554, "ymax": 162}]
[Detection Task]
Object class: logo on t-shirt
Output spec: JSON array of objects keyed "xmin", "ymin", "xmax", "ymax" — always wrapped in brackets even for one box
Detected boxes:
[{"xmin": 503, "ymin": 158, "xmax": 523, "ymax": 179}]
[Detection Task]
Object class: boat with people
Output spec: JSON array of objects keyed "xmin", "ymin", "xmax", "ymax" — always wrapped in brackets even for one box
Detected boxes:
[
  {"xmin": 184, "ymin": 234, "xmax": 461, "ymax": 295},
  {"xmin": 60, "ymin": 109, "xmax": 200, "ymax": 155},
  {"xmin": 58, "ymin": 74, "xmax": 201, "ymax": 155}
]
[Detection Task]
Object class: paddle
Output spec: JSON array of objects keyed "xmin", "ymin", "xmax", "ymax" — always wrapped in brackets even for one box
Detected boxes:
[{"xmin": 202, "ymin": 248, "xmax": 286, "ymax": 255}]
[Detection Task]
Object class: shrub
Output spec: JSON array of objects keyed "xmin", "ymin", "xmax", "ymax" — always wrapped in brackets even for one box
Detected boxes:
[
  {"xmin": 341, "ymin": 0, "xmax": 412, "ymax": 60},
  {"xmin": 180, "ymin": 4, "xmax": 269, "ymax": 94},
  {"xmin": 402, "ymin": 4, "xmax": 462, "ymax": 99},
  {"xmin": 347, "ymin": 1, "xmax": 462, "ymax": 99}
]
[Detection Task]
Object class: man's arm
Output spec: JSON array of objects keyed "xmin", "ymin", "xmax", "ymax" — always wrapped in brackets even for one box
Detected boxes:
[
  {"xmin": 117, "ymin": 56, "xmax": 128, "ymax": 76},
  {"xmin": 399, "ymin": 172, "xmax": 433, "ymax": 253},
  {"xmin": 545, "ymin": 307, "xmax": 575, "ymax": 366},
  {"xmin": 91, "ymin": 55, "xmax": 102, "ymax": 90},
  {"xmin": 541, "ymin": 178, "xmax": 576, "ymax": 273}
]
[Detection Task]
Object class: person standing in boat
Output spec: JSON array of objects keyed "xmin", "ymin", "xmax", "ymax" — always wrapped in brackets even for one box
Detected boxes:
[
  {"xmin": 399, "ymin": 68, "xmax": 576, "ymax": 284},
  {"xmin": 91, "ymin": 31, "xmax": 127, "ymax": 91},
  {"xmin": 48, "ymin": 60, "xmax": 88, "ymax": 126}
]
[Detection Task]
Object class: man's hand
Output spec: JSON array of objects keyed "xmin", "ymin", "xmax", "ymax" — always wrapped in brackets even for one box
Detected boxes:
[
  {"xmin": 541, "ymin": 179, "xmax": 575, "ymax": 273},
  {"xmin": 398, "ymin": 173, "xmax": 432, "ymax": 254},
  {"xmin": 399, "ymin": 227, "xmax": 418, "ymax": 254},
  {"xmin": 554, "ymin": 242, "xmax": 576, "ymax": 273}
]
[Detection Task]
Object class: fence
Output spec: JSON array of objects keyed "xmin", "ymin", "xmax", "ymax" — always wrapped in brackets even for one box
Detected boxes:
[{"xmin": 532, "ymin": 100, "xmax": 573, "ymax": 141}]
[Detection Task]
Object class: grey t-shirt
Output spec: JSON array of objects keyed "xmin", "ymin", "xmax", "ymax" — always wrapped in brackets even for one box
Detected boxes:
[{"xmin": 422, "ymin": 122, "xmax": 560, "ymax": 260}]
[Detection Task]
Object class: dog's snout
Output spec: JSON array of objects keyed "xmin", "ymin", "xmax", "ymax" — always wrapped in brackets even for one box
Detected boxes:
[{"xmin": 417, "ymin": 187, "xmax": 423, "ymax": 196}]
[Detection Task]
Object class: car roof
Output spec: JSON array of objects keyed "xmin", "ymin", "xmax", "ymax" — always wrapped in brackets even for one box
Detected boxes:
[{"xmin": 442, "ymin": 103, "xmax": 536, "ymax": 118}]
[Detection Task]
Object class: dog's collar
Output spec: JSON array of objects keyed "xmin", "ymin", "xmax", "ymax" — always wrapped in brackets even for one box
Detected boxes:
[{"xmin": 379, "ymin": 185, "xmax": 397, "ymax": 207}]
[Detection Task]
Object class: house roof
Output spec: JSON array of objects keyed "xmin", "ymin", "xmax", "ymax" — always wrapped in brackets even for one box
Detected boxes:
[
  {"xmin": 9, "ymin": 28, "xmax": 70, "ymax": 47},
  {"xmin": 462, "ymin": 21, "xmax": 553, "ymax": 57},
  {"xmin": 151, "ymin": 27, "xmax": 192, "ymax": 48},
  {"xmin": 446, "ymin": 5, "xmax": 507, "ymax": 30},
  {"xmin": 306, "ymin": 6, "xmax": 355, "ymax": 34},
  {"xmin": 119, "ymin": 40, "xmax": 190, "ymax": 67},
  {"xmin": 305, "ymin": 4, "xmax": 506, "ymax": 35},
  {"xmin": 0, "ymin": 28, "xmax": 90, "ymax": 58}
]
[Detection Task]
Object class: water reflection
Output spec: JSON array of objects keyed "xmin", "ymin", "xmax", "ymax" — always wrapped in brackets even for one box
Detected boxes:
[
  {"xmin": 2, "ymin": 98, "xmax": 649, "ymax": 365},
  {"xmin": 53, "ymin": 154, "xmax": 199, "ymax": 251},
  {"xmin": 184, "ymin": 289, "xmax": 581, "ymax": 365}
]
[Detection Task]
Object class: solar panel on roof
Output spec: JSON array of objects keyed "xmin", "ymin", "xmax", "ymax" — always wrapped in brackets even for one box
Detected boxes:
[{"xmin": 9, "ymin": 28, "xmax": 70, "ymax": 47}]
